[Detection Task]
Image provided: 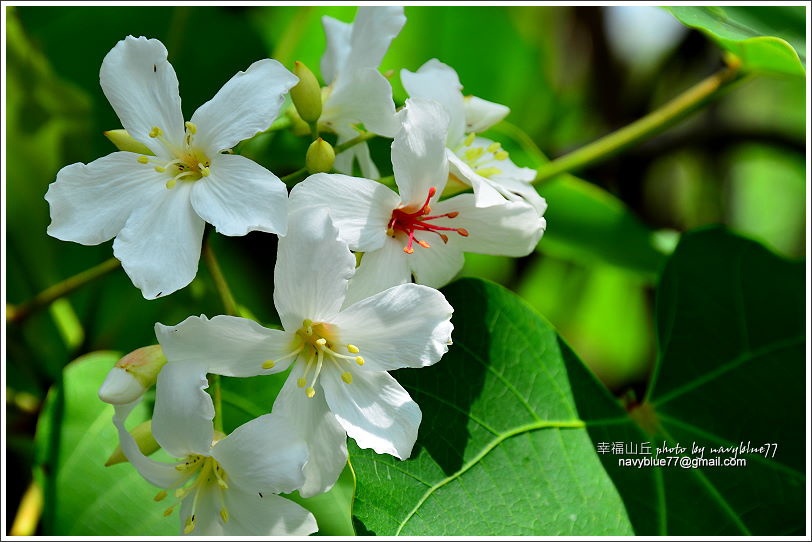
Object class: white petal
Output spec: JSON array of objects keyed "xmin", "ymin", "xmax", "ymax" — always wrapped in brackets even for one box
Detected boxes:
[
  {"xmin": 273, "ymin": 207, "xmax": 355, "ymax": 331},
  {"xmin": 100, "ymin": 36, "xmax": 184, "ymax": 156},
  {"xmin": 435, "ymin": 194, "xmax": 546, "ymax": 256},
  {"xmin": 223, "ymin": 490, "xmax": 317, "ymax": 536},
  {"xmin": 344, "ymin": 235, "xmax": 412, "ymax": 307},
  {"xmin": 332, "ymin": 127, "xmax": 380, "ymax": 179},
  {"xmin": 190, "ymin": 154, "xmax": 288, "ymax": 237},
  {"xmin": 401, "ymin": 59, "xmax": 466, "ymax": 145},
  {"xmin": 392, "ymin": 98, "xmax": 450, "ymax": 207},
  {"xmin": 334, "ymin": 283, "xmax": 453, "ymax": 371},
  {"xmin": 320, "ymin": 15, "xmax": 353, "ymax": 84},
  {"xmin": 493, "ymin": 176, "xmax": 548, "ymax": 215},
  {"xmin": 464, "ymin": 95, "xmax": 510, "ymax": 133},
  {"xmin": 190, "ymin": 59, "xmax": 298, "ymax": 153},
  {"xmin": 447, "ymin": 149, "xmax": 508, "ymax": 209},
  {"xmin": 155, "ymin": 315, "xmax": 296, "ymax": 377},
  {"xmin": 112, "ymin": 182, "xmax": 204, "ymax": 299},
  {"xmin": 322, "ymin": 68, "xmax": 399, "ymax": 137},
  {"xmin": 179, "ymin": 485, "xmax": 222, "ymax": 535},
  {"xmin": 342, "ymin": 6, "xmax": 406, "ymax": 75},
  {"xmin": 322, "ymin": 368, "xmax": 421, "ymax": 459},
  {"xmin": 212, "ymin": 413, "xmax": 308, "ymax": 495},
  {"xmin": 112, "ymin": 402, "xmax": 186, "ymax": 488},
  {"xmin": 407, "ymin": 237, "xmax": 465, "ymax": 288},
  {"xmin": 273, "ymin": 364, "xmax": 348, "ymax": 498},
  {"xmin": 289, "ymin": 173, "xmax": 398, "ymax": 252},
  {"xmin": 45, "ymin": 152, "xmax": 167, "ymax": 246},
  {"xmin": 152, "ymin": 361, "xmax": 214, "ymax": 457}
]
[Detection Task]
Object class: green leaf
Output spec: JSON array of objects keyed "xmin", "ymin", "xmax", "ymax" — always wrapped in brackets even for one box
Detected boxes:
[
  {"xmin": 540, "ymin": 174, "xmax": 669, "ymax": 278},
  {"xmin": 665, "ymin": 6, "xmax": 805, "ymax": 76},
  {"xmin": 566, "ymin": 227, "xmax": 806, "ymax": 535},
  {"xmin": 349, "ymin": 278, "xmax": 633, "ymax": 535},
  {"xmin": 34, "ymin": 352, "xmax": 176, "ymax": 535}
]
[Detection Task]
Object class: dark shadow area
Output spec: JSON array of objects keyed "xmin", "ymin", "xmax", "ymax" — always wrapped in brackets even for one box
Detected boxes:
[{"xmin": 390, "ymin": 279, "xmax": 492, "ymax": 476}]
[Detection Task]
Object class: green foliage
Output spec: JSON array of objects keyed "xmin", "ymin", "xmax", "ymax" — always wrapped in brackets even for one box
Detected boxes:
[
  {"xmin": 666, "ymin": 6, "xmax": 806, "ymax": 76},
  {"xmin": 566, "ymin": 227, "xmax": 806, "ymax": 535},
  {"xmin": 349, "ymin": 278, "xmax": 633, "ymax": 536}
]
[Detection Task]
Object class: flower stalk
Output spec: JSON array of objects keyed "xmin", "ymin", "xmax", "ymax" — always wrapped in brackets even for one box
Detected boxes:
[
  {"xmin": 533, "ymin": 64, "xmax": 744, "ymax": 184},
  {"xmin": 7, "ymin": 257, "xmax": 121, "ymax": 324}
]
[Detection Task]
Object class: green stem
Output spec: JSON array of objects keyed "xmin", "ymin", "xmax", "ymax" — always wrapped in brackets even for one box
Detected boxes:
[
  {"xmin": 281, "ymin": 167, "xmax": 309, "ymax": 185},
  {"xmin": 211, "ymin": 374, "xmax": 223, "ymax": 433},
  {"xmin": 201, "ymin": 240, "xmax": 239, "ymax": 434},
  {"xmin": 202, "ymin": 241, "xmax": 238, "ymax": 317},
  {"xmin": 7, "ymin": 257, "xmax": 121, "ymax": 324},
  {"xmin": 533, "ymin": 64, "xmax": 744, "ymax": 184},
  {"xmin": 334, "ymin": 131, "xmax": 377, "ymax": 154}
]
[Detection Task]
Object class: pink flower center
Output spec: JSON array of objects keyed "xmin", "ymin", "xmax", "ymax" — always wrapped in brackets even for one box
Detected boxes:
[{"xmin": 387, "ymin": 187, "xmax": 469, "ymax": 254}]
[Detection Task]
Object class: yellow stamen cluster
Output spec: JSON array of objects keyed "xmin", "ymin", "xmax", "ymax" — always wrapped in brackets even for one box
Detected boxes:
[
  {"xmin": 155, "ymin": 454, "xmax": 231, "ymax": 534},
  {"xmin": 455, "ymin": 133, "xmax": 510, "ymax": 179},
  {"xmin": 136, "ymin": 122, "xmax": 211, "ymax": 189},
  {"xmin": 261, "ymin": 319, "xmax": 364, "ymax": 398}
]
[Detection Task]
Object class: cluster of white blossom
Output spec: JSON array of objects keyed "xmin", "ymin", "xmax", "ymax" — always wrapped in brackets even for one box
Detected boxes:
[{"xmin": 46, "ymin": 7, "xmax": 546, "ymax": 536}]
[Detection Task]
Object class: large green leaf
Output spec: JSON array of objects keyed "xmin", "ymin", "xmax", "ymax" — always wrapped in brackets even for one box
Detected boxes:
[
  {"xmin": 666, "ymin": 6, "xmax": 805, "ymax": 76},
  {"xmin": 566, "ymin": 227, "xmax": 806, "ymax": 535},
  {"xmin": 349, "ymin": 278, "xmax": 633, "ymax": 535}
]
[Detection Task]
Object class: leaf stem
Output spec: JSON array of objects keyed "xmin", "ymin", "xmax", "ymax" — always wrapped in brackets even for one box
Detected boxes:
[
  {"xmin": 7, "ymin": 257, "xmax": 121, "ymax": 324},
  {"xmin": 533, "ymin": 64, "xmax": 744, "ymax": 183},
  {"xmin": 334, "ymin": 131, "xmax": 377, "ymax": 154}
]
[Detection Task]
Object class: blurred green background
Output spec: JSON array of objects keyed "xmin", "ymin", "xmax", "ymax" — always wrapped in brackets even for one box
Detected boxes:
[{"xmin": 4, "ymin": 5, "xmax": 806, "ymax": 534}]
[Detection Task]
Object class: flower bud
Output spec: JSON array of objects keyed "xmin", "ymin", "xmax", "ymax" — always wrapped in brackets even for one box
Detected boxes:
[
  {"xmin": 103, "ymin": 129, "xmax": 153, "ymax": 155},
  {"xmin": 98, "ymin": 345, "xmax": 167, "ymax": 404},
  {"xmin": 105, "ymin": 420, "xmax": 160, "ymax": 466},
  {"xmin": 306, "ymin": 138, "xmax": 335, "ymax": 174},
  {"xmin": 290, "ymin": 61, "xmax": 322, "ymax": 124}
]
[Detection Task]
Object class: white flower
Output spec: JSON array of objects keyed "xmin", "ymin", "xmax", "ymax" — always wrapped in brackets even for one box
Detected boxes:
[
  {"xmin": 112, "ymin": 400, "xmax": 316, "ymax": 535},
  {"xmin": 289, "ymin": 98, "xmax": 546, "ymax": 302},
  {"xmin": 402, "ymin": 59, "xmax": 547, "ymax": 213},
  {"xmin": 318, "ymin": 6, "xmax": 406, "ymax": 178},
  {"xmin": 153, "ymin": 206, "xmax": 453, "ymax": 497},
  {"xmin": 45, "ymin": 36, "xmax": 298, "ymax": 299}
]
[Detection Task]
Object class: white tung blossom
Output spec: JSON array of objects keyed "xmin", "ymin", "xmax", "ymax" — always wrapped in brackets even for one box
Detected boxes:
[
  {"xmin": 153, "ymin": 206, "xmax": 454, "ymax": 498},
  {"xmin": 402, "ymin": 59, "xmax": 548, "ymax": 213},
  {"xmin": 112, "ymin": 399, "xmax": 316, "ymax": 536},
  {"xmin": 45, "ymin": 36, "xmax": 298, "ymax": 299},
  {"xmin": 318, "ymin": 6, "xmax": 406, "ymax": 178},
  {"xmin": 290, "ymin": 98, "xmax": 546, "ymax": 303}
]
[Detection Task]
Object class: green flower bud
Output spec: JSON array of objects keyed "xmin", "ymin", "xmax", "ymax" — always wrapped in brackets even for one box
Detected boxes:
[
  {"xmin": 103, "ymin": 129, "xmax": 153, "ymax": 155},
  {"xmin": 98, "ymin": 345, "xmax": 167, "ymax": 404},
  {"xmin": 104, "ymin": 420, "xmax": 160, "ymax": 466},
  {"xmin": 291, "ymin": 61, "xmax": 322, "ymax": 124},
  {"xmin": 306, "ymin": 138, "xmax": 335, "ymax": 174}
]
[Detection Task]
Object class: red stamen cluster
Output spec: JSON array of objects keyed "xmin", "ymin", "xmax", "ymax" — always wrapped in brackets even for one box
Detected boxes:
[{"xmin": 387, "ymin": 187, "xmax": 469, "ymax": 254}]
